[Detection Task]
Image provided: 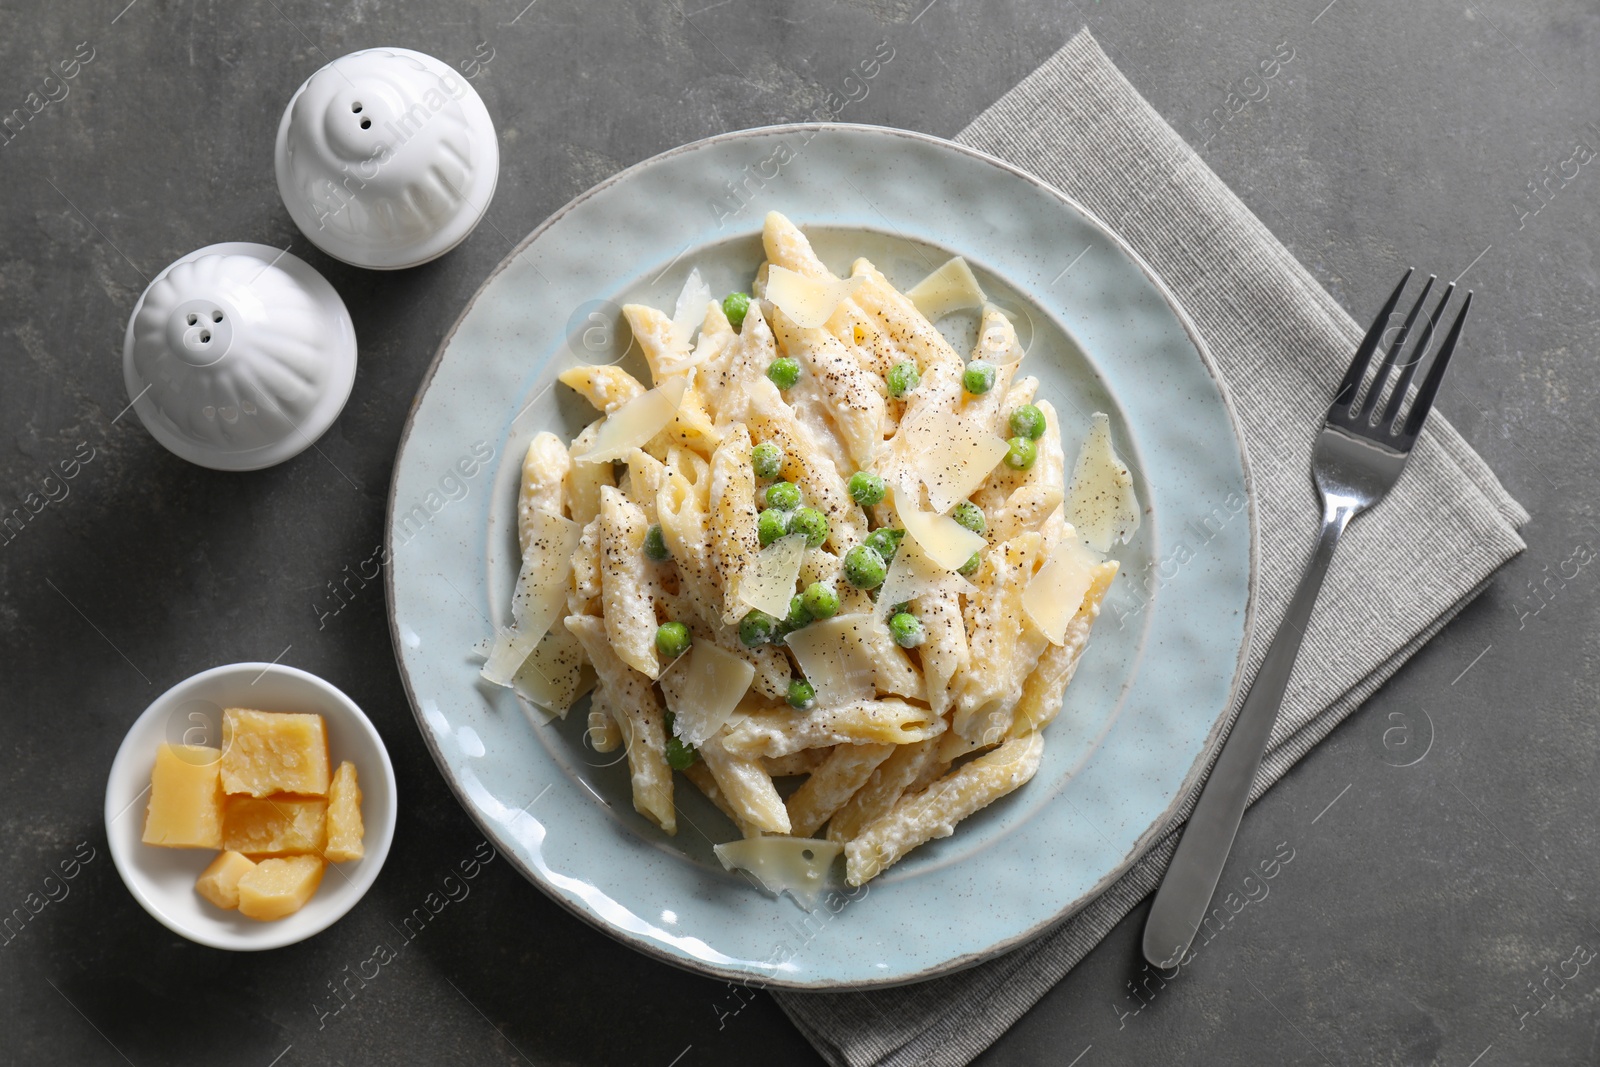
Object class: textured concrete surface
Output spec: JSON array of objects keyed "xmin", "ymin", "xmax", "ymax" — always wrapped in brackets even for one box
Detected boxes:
[{"xmin": 1, "ymin": 1, "xmax": 1596, "ymax": 1064}]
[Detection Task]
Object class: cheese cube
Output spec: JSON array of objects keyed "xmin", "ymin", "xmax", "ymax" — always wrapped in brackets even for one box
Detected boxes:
[
  {"xmin": 195, "ymin": 851, "xmax": 257, "ymax": 910},
  {"xmin": 142, "ymin": 744, "xmax": 224, "ymax": 849},
  {"xmin": 222, "ymin": 795, "xmax": 327, "ymax": 856},
  {"xmin": 219, "ymin": 708, "xmax": 330, "ymax": 797},
  {"xmin": 324, "ymin": 761, "xmax": 364, "ymax": 863},
  {"xmin": 237, "ymin": 855, "xmax": 325, "ymax": 921}
]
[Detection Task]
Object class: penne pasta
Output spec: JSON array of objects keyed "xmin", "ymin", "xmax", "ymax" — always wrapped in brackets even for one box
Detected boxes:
[
  {"xmin": 719, "ymin": 698, "xmax": 945, "ymax": 760},
  {"xmin": 481, "ymin": 213, "xmax": 1138, "ymax": 890},
  {"xmin": 785, "ymin": 742, "xmax": 895, "ymax": 838},
  {"xmin": 564, "ymin": 615, "xmax": 676, "ymax": 835},
  {"xmin": 708, "ymin": 425, "xmax": 761, "ymax": 624},
  {"xmin": 698, "ymin": 731, "xmax": 790, "ymax": 835},
  {"xmin": 844, "ymin": 733, "xmax": 1044, "ymax": 886},
  {"xmin": 598, "ymin": 485, "xmax": 662, "ymax": 679}
]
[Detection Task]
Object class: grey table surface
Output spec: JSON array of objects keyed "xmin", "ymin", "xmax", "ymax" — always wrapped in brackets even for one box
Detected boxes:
[{"xmin": 1, "ymin": 0, "xmax": 1594, "ymax": 1064}]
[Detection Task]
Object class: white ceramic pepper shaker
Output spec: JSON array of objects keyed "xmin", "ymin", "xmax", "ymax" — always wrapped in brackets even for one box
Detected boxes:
[
  {"xmin": 122, "ymin": 242, "xmax": 358, "ymax": 471},
  {"xmin": 273, "ymin": 46, "xmax": 500, "ymax": 270}
]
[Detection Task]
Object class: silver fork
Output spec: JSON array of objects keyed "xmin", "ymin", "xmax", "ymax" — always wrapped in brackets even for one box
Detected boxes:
[{"xmin": 1142, "ymin": 269, "xmax": 1473, "ymax": 970}]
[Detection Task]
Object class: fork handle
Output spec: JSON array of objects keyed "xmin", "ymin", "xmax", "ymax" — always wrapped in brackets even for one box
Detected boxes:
[{"xmin": 1142, "ymin": 503, "xmax": 1356, "ymax": 969}]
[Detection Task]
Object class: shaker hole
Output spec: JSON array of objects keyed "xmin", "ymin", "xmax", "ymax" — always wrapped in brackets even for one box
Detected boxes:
[
  {"xmin": 186, "ymin": 312, "xmax": 198, "ymax": 325},
  {"xmin": 360, "ymin": 118, "xmax": 371, "ymax": 129},
  {"xmin": 351, "ymin": 102, "xmax": 363, "ymax": 113},
  {"xmin": 212, "ymin": 311, "xmax": 223, "ymax": 322},
  {"xmin": 200, "ymin": 330, "xmax": 211, "ymax": 343}
]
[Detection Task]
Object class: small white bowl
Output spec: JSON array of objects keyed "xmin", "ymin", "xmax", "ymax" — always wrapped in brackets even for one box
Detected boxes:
[{"xmin": 105, "ymin": 662, "xmax": 396, "ymax": 951}]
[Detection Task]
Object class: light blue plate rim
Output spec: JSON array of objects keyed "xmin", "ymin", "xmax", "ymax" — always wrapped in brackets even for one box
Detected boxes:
[{"xmin": 384, "ymin": 123, "xmax": 1259, "ymax": 989}]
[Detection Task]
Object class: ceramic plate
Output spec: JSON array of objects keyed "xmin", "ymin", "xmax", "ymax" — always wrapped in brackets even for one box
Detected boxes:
[{"xmin": 385, "ymin": 124, "xmax": 1256, "ymax": 989}]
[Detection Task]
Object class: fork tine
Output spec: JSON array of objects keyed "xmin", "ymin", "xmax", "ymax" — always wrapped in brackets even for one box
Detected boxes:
[
  {"xmin": 1332, "ymin": 268, "xmax": 1413, "ymax": 412},
  {"xmin": 1381, "ymin": 281, "xmax": 1455, "ymax": 428},
  {"xmin": 1358, "ymin": 274, "xmax": 1435, "ymax": 422},
  {"xmin": 1399, "ymin": 291, "xmax": 1472, "ymax": 440}
]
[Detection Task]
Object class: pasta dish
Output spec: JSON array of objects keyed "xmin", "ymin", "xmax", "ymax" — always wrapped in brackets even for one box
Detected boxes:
[{"xmin": 475, "ymin": 212, "xmax": 1139, "ymax": 898}]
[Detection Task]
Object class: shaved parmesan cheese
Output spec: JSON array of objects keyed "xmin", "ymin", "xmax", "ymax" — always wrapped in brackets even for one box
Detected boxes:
[
  {"xmin": 470, "ymin": 636, "xmax": 492, "ymax": 659},
  {"xmin": 906, "ymin": 256, "xmax": 987, "ymax": 321},
  {"xmin": 766, "ymin": 266, "xmax": 860, "ymax": 329},
  {"xmin": 1023, "ymin": 535, "xmax": 1103, "ymax": 644},
  {"xmin": 978, "ymin": 304, "xmax": 1025, "ymax": 365},
  {"xmin": 901, "ymin": 411, "xmax": 1010, "ymax": 514},
  {"xmin": 575, "ymin": 377, "xmax": 688, "ymax": 462},
  {"xmin": 873, "ymin": 535, "xmax": 974, "ymax": 620},
  {"xmin": 714, "ymin": 836, "xmax": 843, "ymax": 910},
  {"xmin": 1066, "ymin": 412, "xmax": 1140, "ymax": 553},
  {"xmin": 898, "ymin": 495, "xmax": 986, "ymax": 572},
  {"xmin": 482, "ymin": 508, "xmax": 582, "ymax": 689},
  {"xmin": 660, "ymin": 643, "xmax": 756, "ymax": 746},
  {"xmin": 784, "ymin": 614, "xmax": 884, "ymax": 706},
  {"xmin": 481, "ymin": 625, "xmax": 541, "ymax": 687},
  {"xmin": 738, "ymin": 533, "xmax": 808, "ymax": 619},
  {"xmin": 670, "ymin": 268, "xmax": 711, "ymax": 350},
  {"xmin": 512, "ymin": 628, "xmax": 594, "ymax": 719},
  {"xmin": 512, "ymin": 508, "xmax": 582, "ymax": 633}
]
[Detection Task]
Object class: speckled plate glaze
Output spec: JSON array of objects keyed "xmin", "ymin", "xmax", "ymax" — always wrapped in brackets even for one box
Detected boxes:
[{"xmin": 385, "ymin": 124, "xmax": 1256, "ymax": 989}]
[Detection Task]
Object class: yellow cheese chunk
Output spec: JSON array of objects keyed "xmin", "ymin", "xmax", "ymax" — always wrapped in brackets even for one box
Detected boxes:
[
  {"xmin": 222, "ymin": 795, "xmax": 327, "ymax": 857},
  {"xmin": 325, "ymin": 761, "xmax": 365, "ymax": 863},
  {"xmin": 195, "ymin": 850, "xmax": 257, "ymax": 910},
  {"xmin": 220, "ymin": 708, "xmax": 331, "ymax": 798},
  {"xmin": 142, "ymin": 744, "xmax": 224, "ymax": 849},
  {"xmin": 237, "ymin": 855, "xmax": 325, "ymax": 922}
]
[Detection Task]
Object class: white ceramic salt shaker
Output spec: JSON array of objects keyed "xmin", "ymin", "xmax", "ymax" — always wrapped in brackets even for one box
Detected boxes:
[
  {"xmin": 274, "ymin": 46, "xmax": 499, "ymax": 270},
  {"xmin": 122, "ymin": 242, "xmax": 358, "ymax": 471}
]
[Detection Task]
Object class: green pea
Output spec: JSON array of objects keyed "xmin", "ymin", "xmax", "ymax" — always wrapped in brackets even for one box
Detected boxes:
[
  {"xmin": 963, "ymin": 360, "xmax": 997, "ymax": 395},
  {"xmin": 723, "ymin": 291, "xmax": 751, "ymax": 332},
  {"xmin": 1004, "ymin": 436, "xmax": 1038, "ymax": 471},
  {"xmin": 951, "ymin": 501, "xmax": 986, "ymax": 535},
  {"xmin": 787, "ymin": 678, "xmax": 817, "ymax": 709},
  {"xmin": 887, "ymin": 361, "xmax": 920, "ymax": 398},
  {"xmin": 844, "ymin": 544, "xmax": 888, "ymax": 589},
  {"xmin": 739, "ymin": 609, "xmax": 780, "ymax": 648},
  {"xmin": 757, "ymin": 509, "xmax": 789, "ymax": 546},
  {"xmin": 785, "ymin": 594, "xmax": 812, "ymax": 631},
  {"xmin": 788, "ymin": 507, "xmax": 829, "ymax": 549},
  {"xmin": 1009, "ymin": 404, "xmax": 1046, "ymax": 441},
  {"xmin": 957, "ymin": 552, "xmax": 981, "ymax": 576},
  {"xmin": 865, "ymin": 528, "xmax": 904, "ymax": 562},
  {"xmin": 848, "ymin": 471, "xmax": 886, "ymax": 507},
  {"xmin": 665, "ymin": 737, "xmax": 699, "ymax": 770},
  {"xmin": 752, "ymin": 441, "xmax": 785, "ymax": 480},
  {"xmin": 663, "ymin": 714, "xmax": 699, "ymax": 770},
  {"xmin": 643, "ymin": 523, "xmax": 670, "ymax": 561},
  {"xmin": 889, "ymin": 612, "xmax": 926, "ymax": 648},
  {"xmin": 767, "ymin": 357, "xmax": 801, "ymax": 389},
  {"xmin": 801, "ymin": 581, "xmax": 839, "ymax": 620},
  {"xmin": 655, "ymin": 621, "xmax": 692, "ymax": 659},
  {"xmin": 764, "ymin": 480, "xmax": 801, "ymax": 511}
]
